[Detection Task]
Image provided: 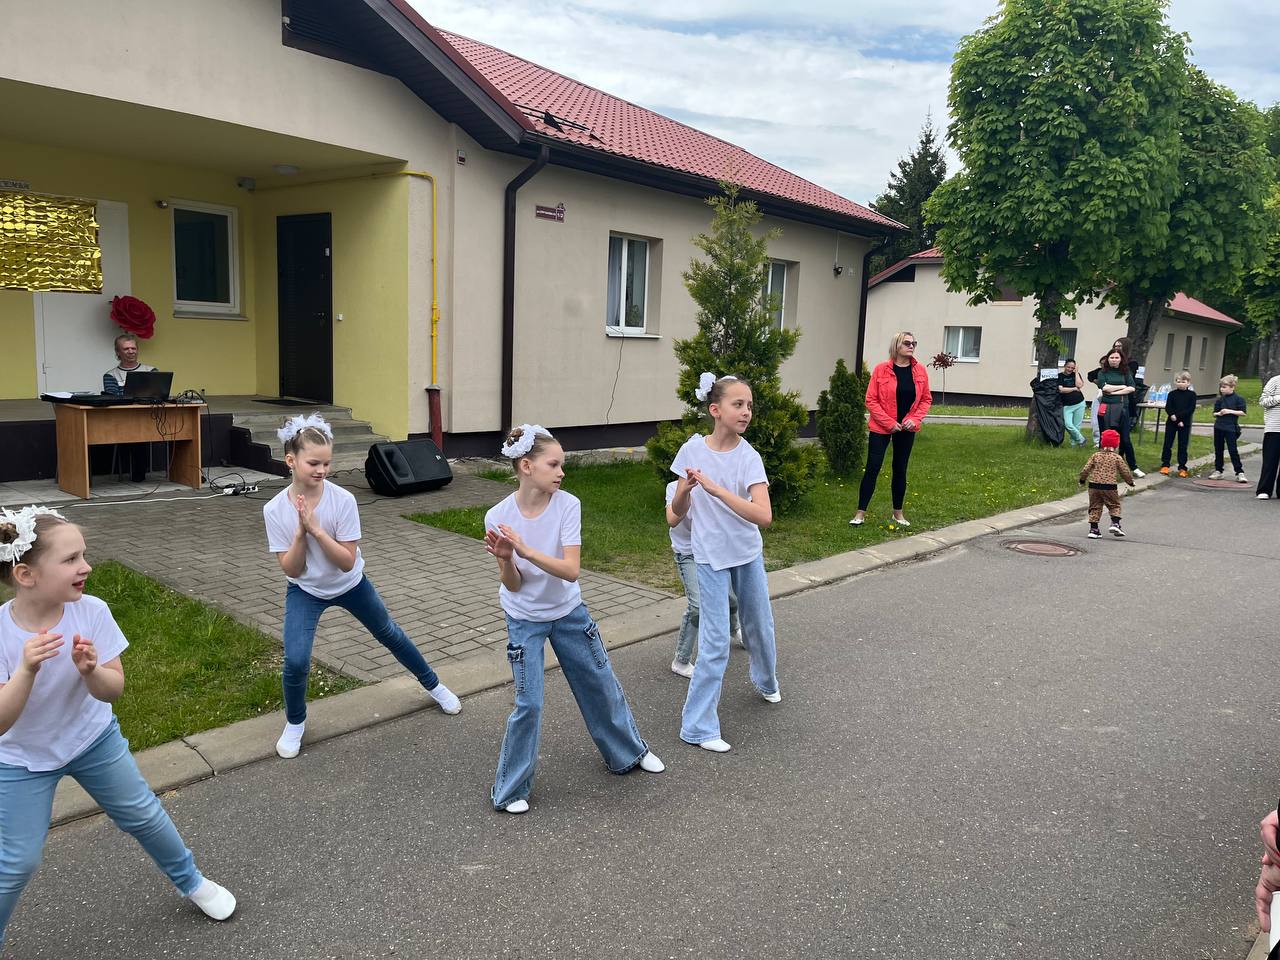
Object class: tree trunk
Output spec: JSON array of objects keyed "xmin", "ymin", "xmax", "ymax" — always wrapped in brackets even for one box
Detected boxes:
[
  {"xmin": 1263, "ymin": 328, "xmax": 1280, "ymax": 381},
  {"xmin": 1026, "ymin": 288, "xmax": 1064, "ymax": 440},
  {"xmin": 1123, "ymin": 294, "xmax": 1166, "ymax": 367},
  {"xmin": 1247, "ymin": 339, "xmax": 1261, "ymax": 377}
]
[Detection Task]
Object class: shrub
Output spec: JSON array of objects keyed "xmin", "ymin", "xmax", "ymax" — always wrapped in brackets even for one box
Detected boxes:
[{"xmin": 816, "ymin": 358, "xmax": 868, "ymax": 477}]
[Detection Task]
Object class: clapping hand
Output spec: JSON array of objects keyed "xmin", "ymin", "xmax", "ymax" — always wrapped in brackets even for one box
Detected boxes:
[
  {"xmin": 484, "ymin": 528, "xmax": 514, "ymax": 561},
  {"xmin": 496, "ymin": 524, "xmax": 530, "ymax": 558},
  {"xmin": 70, "ymin": 634, "xmax": 98, "ymax": 676},
  {"xmin": 20, "ymin": 627, "xmax": 63, "ymax": 676},
  {"xmin": 294, "ymin": 494, "xmax": 316, "ymax": 534},
  {"xmin": 686, "ymin": 468, "xmax": 727, "ymax": 500}
]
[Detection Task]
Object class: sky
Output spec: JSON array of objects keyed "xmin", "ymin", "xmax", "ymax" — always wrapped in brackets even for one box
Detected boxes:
[{"xmin": 407, "ymin": 0, "xmax": 1280, "ymax": 208}]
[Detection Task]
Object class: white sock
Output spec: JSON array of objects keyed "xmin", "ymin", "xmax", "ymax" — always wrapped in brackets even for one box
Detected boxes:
[
  {"xmin": 276, "ymin": 721, "xmax": 305, "ymax": 758},
  {"xmin": 429, "ymin": 682, "xmax": 462, "ymax": 715},
  {"xmin": 188, "ymin": 877, "xmax": 236, "ymax": 921}
]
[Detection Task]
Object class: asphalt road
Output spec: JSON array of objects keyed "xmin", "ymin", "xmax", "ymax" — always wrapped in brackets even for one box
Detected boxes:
[{"xmin": 7, "ymin": 456, "xmax": 1278, "ymax": 959}]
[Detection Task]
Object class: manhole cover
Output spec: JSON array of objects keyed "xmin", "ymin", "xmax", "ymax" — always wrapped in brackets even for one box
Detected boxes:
[
  {"xmin": 1002, "ymin": 539, "xmax": 1082, "ymax": 557},
  {"xmin": 1190, "ymin": 477, "xmax": 1254, "ymax": 491}
]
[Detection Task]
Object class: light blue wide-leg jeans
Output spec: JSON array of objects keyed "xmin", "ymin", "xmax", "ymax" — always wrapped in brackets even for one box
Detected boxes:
[
  {"xmin": 0, "ymin": 718, "xmax": 202, "ymax": 941},
  {"xmin": 492, "ymin": 604, "xmax": 648, "ymax": 809},
  {"xmin": 673, "ymin": 553, "xmax": 741, "ymax": 665},
  {"xmin": 679, "ymin": 553, "xmax": 778, "ymax": 744}
]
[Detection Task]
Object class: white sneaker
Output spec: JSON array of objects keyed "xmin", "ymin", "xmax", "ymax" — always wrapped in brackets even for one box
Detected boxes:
[
  {"xmin": 429, "ymin": 682, "xmax": 462, "ymax": 715},
  {"xmin": 760, "ymin": 687, "xmax": 782, "ymax": 703},
  {"xmin": 188, "ymin": 878, "xmax": 236, "ymax": 921},
  {"xmin": 1208, "ymin": 470, "xmax": 1223, "ymax": 480},
  {"xmin": 1132, "ymin": 469, "xmax": 1146, "ymax": 479},
  {"xmin": 892, "ymin": 516, "xmax": 911, "ymax": 527},
  {"xmin": 694, "ymin": 738, "xmax": 731, "ymax": 753},
  {"xmin": 638, "ymin": 751, "xmax": 665, "ymax": 773},
  {"xmin": 275, "ymin": 721, "xmax": 305, "ymax": 759},
  {"xmin": 1237, "ymin": 472, "xmax": 1249, "ymax": 484},
  {"xmin": 732, "ymin": 628, "xmax": 745, "ymax": 649},
  {"xmin": 503, "ymin": 798, "xmax": 529, "ymax": 814},
  {"xmin": 1258, "ymin": 493, "xmax": 1271, "ymax": 500},
  {"xmin": 670, "ymin": 658, "xmax": 695, "ymax": 679}
]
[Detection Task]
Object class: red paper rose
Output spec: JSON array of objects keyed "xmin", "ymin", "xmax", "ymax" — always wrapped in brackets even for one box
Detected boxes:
[{"xmin": 110, "ymin": 296, "xmax": 156, "ymax": 339}]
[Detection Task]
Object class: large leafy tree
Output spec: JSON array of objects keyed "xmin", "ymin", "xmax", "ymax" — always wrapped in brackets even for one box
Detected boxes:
[
  {"xmin": 1111, "ymin": 67, "xmax": 1272, "ymax": 365},
  {"xmin": 869, "ymin": 117, "xmax": 947, "ymax": 276},
  {"xmin": 925, "ymin": 0, "xmax": 1186, "ymax": 437},
  {"xmin": 646, "ymin": 184, "xmax": 819, "ymax": 512},
  {"xmin": 1247, "ymin": 186, "xmax": 1280, "ymax": 380}
]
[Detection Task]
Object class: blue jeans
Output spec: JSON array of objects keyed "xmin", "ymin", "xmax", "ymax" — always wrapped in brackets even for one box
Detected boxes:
[
  {"xmin": 284, "ymin": 576, "xmax": 440, "ymax": 724},
  {"xmin": 492, "ymin": 603, "xmax": 648, "ymax": 809},
  {"xmin": 1062, "ymin": 401, "xmax": 1086, "ymax": 444},
  {"xmin": 0, "ymin": 718, "xmax": 202, "ymax": 940},
  {"xmin": 680, "ymin": 553, "xmax": 779, "ymax": 744},
  {"xmin": 673, "ymin": 553, "xmax": 740, "ymax": 664}
]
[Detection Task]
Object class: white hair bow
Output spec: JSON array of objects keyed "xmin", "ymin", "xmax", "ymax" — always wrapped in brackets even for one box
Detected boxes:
[
  {"xmin": 277, "ymin": 413, "xmax": 334, "ymax": 446},
  {"xmin": 694, "ymin": 371, "xmax": 717, "ymax": 402},
  {"xmin": 0, "ymin": 506, "xmax": 67, "ymax": 565},
  {"xmin": 500, "ymin": 424, "xmax": 552, "ymax": 459}
]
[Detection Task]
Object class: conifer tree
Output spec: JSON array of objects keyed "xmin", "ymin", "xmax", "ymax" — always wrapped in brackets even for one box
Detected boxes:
[
  {"xmin": 646, "ymin": 184, "xmax": 819, "ymax": 512},
  {"xmin": 868, "ymin": 117, "xmax": 947, "ymax": 276},
  {"xmin": 816, "ymin": 359, "xmax": 867, "ymax": 477}
]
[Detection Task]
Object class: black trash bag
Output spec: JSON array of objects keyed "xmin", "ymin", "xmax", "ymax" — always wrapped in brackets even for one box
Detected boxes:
[{"xmin": 1029, "ymin": 375, "xmax": 1065, "ymax": 446}]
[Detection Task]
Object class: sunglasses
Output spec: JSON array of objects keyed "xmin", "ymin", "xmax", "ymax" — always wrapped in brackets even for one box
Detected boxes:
[{"xmin": 901, "ymin": 340, "xmax": 917, "ymax": 347}]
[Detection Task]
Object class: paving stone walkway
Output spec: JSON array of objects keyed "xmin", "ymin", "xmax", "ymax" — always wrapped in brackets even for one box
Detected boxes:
[{"xmin": 69, "ymin": 471, "xmax": 673, "ymax": 681}]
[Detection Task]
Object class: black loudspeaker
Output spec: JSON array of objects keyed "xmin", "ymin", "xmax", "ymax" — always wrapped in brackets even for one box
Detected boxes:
[{"xmin": 364, "ymin": 439, "xmax": 453, "ymax": 496}]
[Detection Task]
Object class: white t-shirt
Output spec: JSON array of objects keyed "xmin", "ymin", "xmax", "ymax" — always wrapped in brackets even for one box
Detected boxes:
[
  {"xmin": 484, "ymin": 490, "xmax": 582, "ymax": 622},
  {"xmin": 670, "ymin": 434, "xmax": 768, "ymax": 571},
  {"xmin": 264, "ymin": 480, "xmax": 365, "ymax": 599},
  {"xmin": 0, "ymin": 596, "xmax": 128, "ymax": 771},
  {"xmin": 665, "ymin": 480, "xmax": 693, "ymax": 555}
]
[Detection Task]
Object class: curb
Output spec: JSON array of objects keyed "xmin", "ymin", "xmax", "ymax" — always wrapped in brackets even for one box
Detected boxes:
[
  {"xmin": 1249, "ymin": 932, "xmax": 1269, "ymax": 960},
  {"xmin": 48, "ymin": 443, "xmax": 1262, "ymax": 826}
]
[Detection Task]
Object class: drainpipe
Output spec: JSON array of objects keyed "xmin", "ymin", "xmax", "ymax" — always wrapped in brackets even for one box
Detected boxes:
[
  {"xmin": 854, "ymin": 238, "xmax": 891, "ymax": 375},
  {"xmin": 502, "ymin": 145, "xmax": 550, "ymax": 435}
]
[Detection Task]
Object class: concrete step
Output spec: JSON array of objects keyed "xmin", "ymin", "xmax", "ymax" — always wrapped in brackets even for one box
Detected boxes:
[{"xmin": 230, "ymin": 406, "xmax": 389, "ymax": 472}]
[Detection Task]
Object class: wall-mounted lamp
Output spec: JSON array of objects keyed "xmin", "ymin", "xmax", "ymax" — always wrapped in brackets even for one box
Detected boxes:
[
  {"xmin": 155, "ymin": 199, "xmax": 169, "ymax": 209},
  {"xmin": 456, "ymin": 149, "xmax": 467, "ymax": 165},
  {"xmin": 833, "ymin": 263, "xmax": 844, "ymax": 277}
]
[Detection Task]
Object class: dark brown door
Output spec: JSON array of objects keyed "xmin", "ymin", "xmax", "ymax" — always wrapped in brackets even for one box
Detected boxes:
[{"xmin": 277, "ymin": 213, "xmax": 333, "ymax": 402}]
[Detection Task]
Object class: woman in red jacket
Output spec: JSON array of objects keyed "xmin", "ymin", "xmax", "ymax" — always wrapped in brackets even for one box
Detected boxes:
[{"xmin": 850, "ymin": 331, "xmax": 933, "ymax": 527}]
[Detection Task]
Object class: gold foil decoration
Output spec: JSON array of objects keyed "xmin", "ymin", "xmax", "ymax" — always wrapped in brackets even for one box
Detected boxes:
[{"xmin": 0, "ymin": 191, "xmax": 102, "ymax": 292}]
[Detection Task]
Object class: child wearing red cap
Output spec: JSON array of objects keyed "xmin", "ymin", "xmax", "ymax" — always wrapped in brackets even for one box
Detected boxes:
[{"xmin": 1079, "ymin": 429, "xmax": 1136, "ymax": 538}]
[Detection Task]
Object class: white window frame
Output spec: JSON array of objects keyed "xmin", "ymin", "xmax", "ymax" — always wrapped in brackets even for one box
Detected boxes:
[
  {"xmin": 1029, "ymin": 327, "xmax": 1077, "ymax": 365},
  {"xmin": 171, "ymin": 199, "xmax": 240, "ymax": 315},
  {"xmin": 943, "ymin": 325, "xmax": 982, "ymax": 361},
  {"xmin": 1182, "ymin": 335, "xmax": 1193, "ymax": 370},
  {"xmin": 1199, "ymin": 336, "xmax": 1208, "ymax": 370},
  {"xmin": 605, "ymin": 233, "xmax": 650, "ymax": 335},
  {"xmin": 1163, "ymin": 332, "xmax": 1175, "ymax": 369},
  {"xmin": 764, "ymin": 260, "xmax": 788, "ymax": 329}
]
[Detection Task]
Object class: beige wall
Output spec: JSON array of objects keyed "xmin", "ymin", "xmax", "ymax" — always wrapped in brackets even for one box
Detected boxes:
[
  {"xmin": 866, "ymin": 265, "xmax": 1230, "ymax": 397},
  {"xmin": 444, "ymin": 148, "xmax": 871, "ymax": 433}
]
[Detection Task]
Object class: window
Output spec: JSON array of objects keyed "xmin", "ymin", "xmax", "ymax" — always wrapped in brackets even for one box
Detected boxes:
[
  {"xmin": 1182, "ymin": 335, "xmax": 1193, "ymax": 370},
  {"xmin": 1032, "ymin": 327, "xmax": 1076, "ymax": 363},
  {"xmin": 993, "ymin": 277, "xmax": 1022, "ymax": 302},
  {"xmin": 1199, "ymin": 336, "xmax": 1208, "ymax": 370},
  {"xmin": 606, "ymin": 234, "xmax": 649, "ymax": 332},
  {"xmin": 944, "ymin": 325, "xmax": 982, "ymax": 361},
  {"xmin": 763, "ymin": 260, "xmax": 788, "ymax": 329},
  {"xmin": 172, "ymin": 201, "xmax": 239, "ymax": 313},
  {"xmin": 1163, "ymin": 332, "xmax": 1175, "ymax": 369}
]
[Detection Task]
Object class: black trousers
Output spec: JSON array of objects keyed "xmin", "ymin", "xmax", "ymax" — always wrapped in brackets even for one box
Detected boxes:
[
  {"xmin": 1214, "ymin": 431, "xmax": 1243, "ymax": 473},
  {"xmin": 858, "ymin": 430, "xmax": 916, "ymax": 511},
  {"xmin": 1257, "ymin": 433, "xmax": 1280, "ymax": 497},
  {"xmin": 1160, "ymin": 418, "xmax": 1191, "ymax": 469}
]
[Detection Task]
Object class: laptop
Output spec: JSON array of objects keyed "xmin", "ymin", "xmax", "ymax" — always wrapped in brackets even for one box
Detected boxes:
[{"xmin": 123, "ymin": 370, "xmax": 173, "ymax": 400}]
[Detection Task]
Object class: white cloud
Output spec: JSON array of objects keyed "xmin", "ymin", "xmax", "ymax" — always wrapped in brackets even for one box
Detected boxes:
[{"xmin": 408, "ymin": 0, "xmax": 1279, "ymax": 206}]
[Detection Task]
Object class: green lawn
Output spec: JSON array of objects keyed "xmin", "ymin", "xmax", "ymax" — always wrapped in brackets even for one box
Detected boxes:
[
  {"xmin": 411, "ymin": 424, "xmax": 1217, "ymax": 593},
  {"xmin": 1, "ymin": 562, "xmax": 362, "ymax": 750}
]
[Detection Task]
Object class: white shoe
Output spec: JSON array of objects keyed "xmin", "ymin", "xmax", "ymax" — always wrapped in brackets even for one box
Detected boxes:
[
  {"xmin": 732, "ymin": 628, "xmax": 745, "ymax": 649},
  {"xmin": 188, "ymin": 878, "xmax": 236, "ymax": 921},
  {"xmin": 761, "ymin": 689, "xmax": 782, "ymax": 703},
  {"xmin": 275, "ymin": 721, "xmax": 304, "ymax": 759},
  {"xmin": 1132, "ymin": 469, "xmax": 1146, "ymax": 479},
  {"xmin": 1208, "ymin": 470, "xmax": 1223, "ymax": 480},
  {"xmin": 1237, "ymin": 473, "xmax": 1249, "ymax": 483},
  {"xmin": 849, "ymin": 516, "xmax": 865, "ymax": 526},
  {"xmin": 429, "ymin": 682, "xmax": 462, "ymax": 715},
  {"xmin": 638, "ymin": 751, "xmax": 665, "ymax": 773},
  {"xmin": 1258, "ymin": 493, "xmax": 1271, "ymax": 500},
  {"xmin": 504, "ymin": 798, "xmax": 530, "ymax": 814},
  {"xmin": 670, "ymin": 658, "xmax": 695, "ymax": 679},
  {"xmin": 892, "ymin": 516, "xmax": 911, "ymax": 527},
  {"xmin": 694, "ymin": 738, "xmax": 731, "ymax": 753}
]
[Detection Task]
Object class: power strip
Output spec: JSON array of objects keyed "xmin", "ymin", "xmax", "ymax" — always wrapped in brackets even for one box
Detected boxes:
[{"xmin": 219, "ymin": 484, "xmax": 259, "ymax": 496}]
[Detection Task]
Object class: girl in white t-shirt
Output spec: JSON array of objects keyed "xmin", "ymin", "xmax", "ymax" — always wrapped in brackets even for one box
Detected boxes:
[
  {"xmin": 483, "ymin": 424, "xmax": 664, "ymax": 814},
  {"xmin": 263, "ymin": 415, "xmax": 460, "ymax": 759},
  {"xmin": 0, "ymin": 508, "xmax": 235, "ymax": 943},
  {"xmin": 670, "ymin": 373, "xmax": 780, "ymax": 753}
]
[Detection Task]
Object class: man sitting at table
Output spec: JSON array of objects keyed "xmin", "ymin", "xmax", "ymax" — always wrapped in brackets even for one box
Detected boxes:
[
  {"xmin": 102, "ymin": 334, "xmax": 156, "ymax": 396},
  {"xmin": 102, "ymin": 333, "xmax": 157, "ymax": 481}
]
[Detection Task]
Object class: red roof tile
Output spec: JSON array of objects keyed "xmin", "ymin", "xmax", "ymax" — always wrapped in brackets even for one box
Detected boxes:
[
  {"xmin": 432, "ymin": 29, "xmax": 901, "ymax": 232},
  {"xmin": 867, "ymin": 247, "xmax": 942, "ymax": 287},
  {"xmin": 1166, "ymin": 292, "xmax": 1241, "ymax": 328}
]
